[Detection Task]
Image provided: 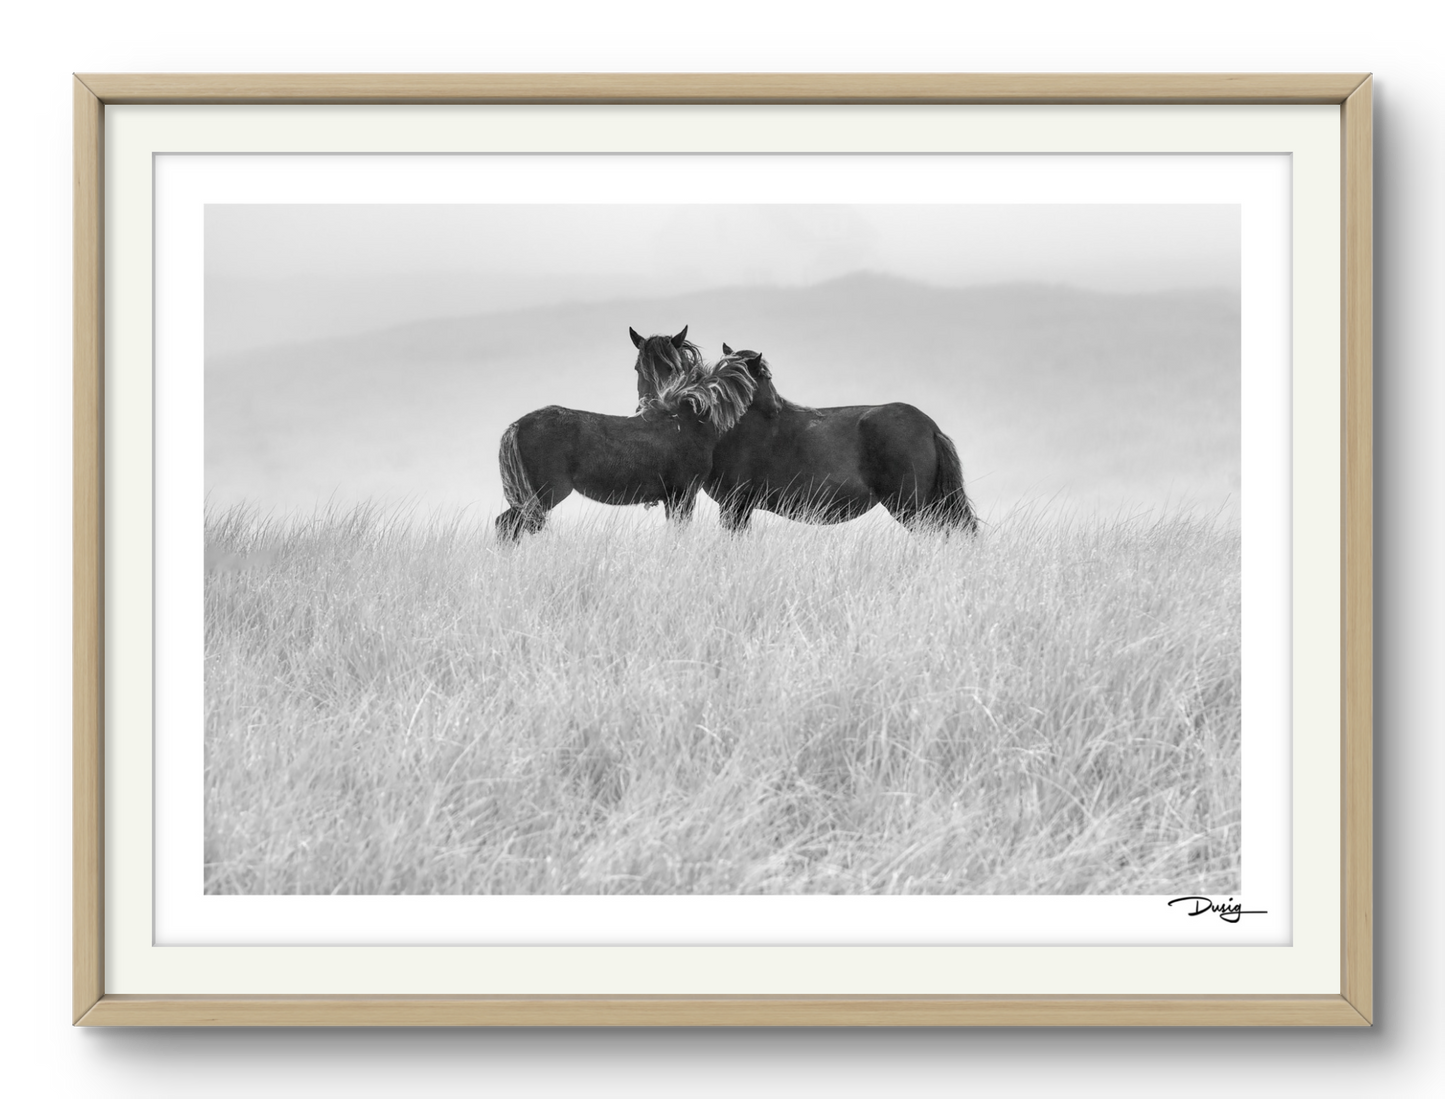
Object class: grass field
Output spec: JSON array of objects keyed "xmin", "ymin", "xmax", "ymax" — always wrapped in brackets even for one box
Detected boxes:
[{"xmin": 204, "ymin": 504, "xmax": 1241, "ymax": 896}]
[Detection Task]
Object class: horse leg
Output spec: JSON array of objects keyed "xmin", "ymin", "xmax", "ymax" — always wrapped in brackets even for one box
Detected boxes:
[
  {"xmin": 496, "ymin": 481, "xmax": 566, "ymax": 541},
  {"xmin": 495, "ymin": 508, "xmax": 526, "ymax": 541},
  {"xmin": 888, "ymin": 484, "xmax": 974, "ymax": 534},
  {"xmin": 884, "ymin": 497, "xmax": 924, "ymax": 531},
  {"xmin": 496, "ymin": 503, "xmax": 552, "ymax": 540},
  {"xmin": 663, "ymin": 487, "xmax": 699, "ymax": 525},
  {"xmin": 882, "ymin": 466, "xmax": 951, "ymax": 531},
  {"xmin": 718, "ymin": 494, "xmax": 754, "ymax": 533}
]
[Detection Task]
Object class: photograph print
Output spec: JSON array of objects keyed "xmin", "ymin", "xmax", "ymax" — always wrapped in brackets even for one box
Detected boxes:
[{"xmin": 204, "ymin": 200, "xmax": 1241, "ymax": 898}]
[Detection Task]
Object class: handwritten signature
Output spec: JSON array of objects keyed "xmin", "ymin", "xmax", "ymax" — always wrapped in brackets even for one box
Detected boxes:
[{"xmin": 1167, "ymin": 896, "xmax": 1268, "ymax": 924}]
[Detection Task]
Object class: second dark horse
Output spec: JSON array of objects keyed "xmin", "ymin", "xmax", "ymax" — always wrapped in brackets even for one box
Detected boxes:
[{"xmin": 636, "ymin": 343, "xmax": 978, "ymax": 534}]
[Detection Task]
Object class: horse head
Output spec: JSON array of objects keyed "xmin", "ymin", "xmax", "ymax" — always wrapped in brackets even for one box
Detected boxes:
[
  {"xmin": 644, "ymin": 354, "xmax": 757, "ymax": 434},
  {"xmin": 719, "ymin": 343, "xmax": 782, "ymax": 417},
  {"xmin": 630, "ymin": 326, "xmax": 698, "ymax": 406}
]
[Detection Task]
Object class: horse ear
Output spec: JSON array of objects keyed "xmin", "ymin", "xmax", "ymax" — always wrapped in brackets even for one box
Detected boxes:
[
  {"xmin": 671, "ymin": 325, "xmax": 689, "ymax": 349},
  {"xmin": 629, "ymin": 327, "xmax": 645, "ymax": 349},
  {"xmin": 721, "ymin": 342, "xmax": 733, "ymax": 356}
]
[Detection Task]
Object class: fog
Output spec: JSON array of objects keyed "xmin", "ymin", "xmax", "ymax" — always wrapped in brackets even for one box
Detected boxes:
[
  {"xmin": 205, "ymin": 204, "xmax": 1241, "ymax": 521},
  {"xmin": 207, "ymin": 204, "xmax": 1239, "ymax": 355}
]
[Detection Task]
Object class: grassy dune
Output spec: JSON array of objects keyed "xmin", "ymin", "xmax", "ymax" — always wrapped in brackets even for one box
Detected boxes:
[{"xmin": 204, "ymin": 506, "xmax": 1240, "ymax": 895}]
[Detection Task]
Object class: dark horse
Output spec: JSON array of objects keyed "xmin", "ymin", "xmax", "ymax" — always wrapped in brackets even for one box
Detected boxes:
[
  {"xmin": 636, "ymin": 343, "xmax": 978, "ymax": 534},
  {"xmin": 495, "ymin": 336, "xmax": 755, "ymax": 539}
]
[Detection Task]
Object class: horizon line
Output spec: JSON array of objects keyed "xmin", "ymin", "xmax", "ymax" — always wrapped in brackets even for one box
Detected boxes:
[{"xmin": 207, "ymin": 271, "xmax": 1239, "ymax": 362}]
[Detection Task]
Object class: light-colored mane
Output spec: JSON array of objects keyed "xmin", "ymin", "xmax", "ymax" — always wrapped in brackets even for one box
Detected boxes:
[
  {"xmin": 635, "ymin": 337, "xmax": 706, "ymax": 397},
  {"xmin": 643, "ymin": 357, "xmax": 757, "ymax": 433},
  {"xmin": 716, "ymin": 348, "xmax": 815, "ymax": 417}
]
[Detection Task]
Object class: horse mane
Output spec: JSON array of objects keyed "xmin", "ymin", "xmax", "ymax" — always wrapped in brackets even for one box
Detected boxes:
[
  {"xmin": 717, "ymin": 348, "xmax": 811, "ymax": 417},
  {"xmin": 757, "ymin": 364, "xmax": 816, "ymax": 416},
  {"xmin": 644, "ymin": 357, "xmax": 757, "ymax": 432},
  {"xmin": 635, "ymin": 335, "xmax": 706, "ymax": 396}
]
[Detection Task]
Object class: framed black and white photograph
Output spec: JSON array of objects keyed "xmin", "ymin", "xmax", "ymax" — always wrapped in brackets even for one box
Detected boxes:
[{"xmin": 73, "ymin": 73, "xmax": 1372, "ymax": 1026}]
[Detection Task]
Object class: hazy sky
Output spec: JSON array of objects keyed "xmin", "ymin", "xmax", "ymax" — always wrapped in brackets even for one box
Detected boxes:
[
  {"xmin": 207, "ymin": 204, "xmax": 1239, "ymax": 356},
  {"xmin": 206, "ymin": 204, "xmax": 1241, "ymax": 519},
  {"xmin": 210, "ymin": 203, "xmax": 1239, "ymax": 294}
]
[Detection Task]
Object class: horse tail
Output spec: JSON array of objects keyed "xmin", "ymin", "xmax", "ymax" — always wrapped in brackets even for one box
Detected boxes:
[
  {"xmin": 498, "ymin": 421, "xmax": 540, "ymax": 520},
  {"xmin": 929, "ymin": 429, "xmax": 979, "ymax": 534}
]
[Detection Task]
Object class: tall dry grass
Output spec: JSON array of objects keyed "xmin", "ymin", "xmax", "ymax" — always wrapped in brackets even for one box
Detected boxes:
[{"xmin": 204, "ymin": 504, "xmax": 1240, "ymax": 895}]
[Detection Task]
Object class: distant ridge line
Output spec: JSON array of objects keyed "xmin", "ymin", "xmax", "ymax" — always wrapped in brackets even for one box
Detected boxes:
[{"xmin": 207, "ymin": 275, "xmax": 1238, "ymax": 364}]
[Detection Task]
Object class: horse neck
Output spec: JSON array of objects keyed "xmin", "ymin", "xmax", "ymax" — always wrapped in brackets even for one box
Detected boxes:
[
  {"xmin": 751, "ymin": 380, "xmax": 798, "ymax": 418},
  {"xmin": 774, "ymin": 384, "xmax": 820, "ymax": 413}
]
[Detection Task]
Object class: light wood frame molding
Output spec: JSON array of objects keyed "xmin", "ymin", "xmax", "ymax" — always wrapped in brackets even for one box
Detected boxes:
[{"xmin": 70, "ymin": 70, "xmax": 1375, "ymax": 1028}]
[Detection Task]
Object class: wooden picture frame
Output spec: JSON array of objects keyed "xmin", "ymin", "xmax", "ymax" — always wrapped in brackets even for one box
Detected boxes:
[{"xmin": 73, "ymin": 72, "xmax": 1373, "ymax": 1027}]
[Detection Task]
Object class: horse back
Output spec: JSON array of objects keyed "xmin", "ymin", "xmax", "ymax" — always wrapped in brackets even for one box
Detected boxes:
[
  {"xmin": 855, "ymin": 402, "xmax": 944, "ymax": 482},
  {"xmin": 854, "ymin": 401, "xmax": 937, "ymax": 433},
  {"xmin": 515, "ymin": 405, "xmax": 677, "ymax": 460},
  {"xmin": 788, "ymin": 402, "xmax": 939, "ymax": 464},
  {"xmin": 514, "ymin": 404, "xmax": 713, "ymax": 504}
]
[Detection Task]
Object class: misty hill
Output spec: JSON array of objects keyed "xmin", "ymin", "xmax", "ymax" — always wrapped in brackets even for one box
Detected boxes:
[
  {"xmin": 205, "ymin": 270, "xmax": 682, "ymax": 359},
  {"xmin": 206, "ymin": 274, "xmax": 1240, "ymax": 521}
]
